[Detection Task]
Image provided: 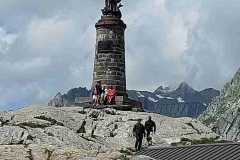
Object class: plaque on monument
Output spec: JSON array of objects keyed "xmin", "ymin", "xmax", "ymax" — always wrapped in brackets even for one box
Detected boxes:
[{"xmin": 98, "ymin": 41, "xmax": 113, "ymax": 51}]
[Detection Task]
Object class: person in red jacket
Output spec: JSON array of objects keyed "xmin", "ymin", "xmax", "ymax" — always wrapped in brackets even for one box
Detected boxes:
[{"xmin": 107, "ymin": 86, "xmax": 116, "ymax": 105}]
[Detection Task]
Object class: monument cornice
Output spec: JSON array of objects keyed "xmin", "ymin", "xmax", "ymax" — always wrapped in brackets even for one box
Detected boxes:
[{"xmin": 95, "ymin": 16, "xmax": 127, "ymax": 29}]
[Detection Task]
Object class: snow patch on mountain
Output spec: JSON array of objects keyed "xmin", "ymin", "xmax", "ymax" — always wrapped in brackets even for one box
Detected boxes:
[
  {"xmin": 177, "ymin": 97, "xmax": 185, "ymax": 103},
  {"xmin": 156, "ymin": 94, "xmax": 175, "ymax": 100},
  {"xmin": 148, "ymin": 97, "xmax": 158, "ymax": 102},
  {"xmin": 137, "ymin": 92, "xmax": 145, "ymax": 97}
]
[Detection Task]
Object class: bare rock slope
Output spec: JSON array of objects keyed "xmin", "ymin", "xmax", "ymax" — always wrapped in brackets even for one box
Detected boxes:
[
  {"xmin": 0, "ymin": 105, "xmax": 217, "ymax": 159},
  {"xmin": 198, "ymin": 68, "xmax": 240, "ymax": 141}
]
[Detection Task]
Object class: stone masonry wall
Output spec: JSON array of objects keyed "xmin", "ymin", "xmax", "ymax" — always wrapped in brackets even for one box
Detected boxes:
[{"xmin": 93, "ymin": 17, "xmax": 127, "ymax": 97}]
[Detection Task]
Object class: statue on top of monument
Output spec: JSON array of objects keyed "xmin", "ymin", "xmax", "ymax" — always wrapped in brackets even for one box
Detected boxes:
[{"xmin": 101, "ymin": 0, "xmax": 123, "ymax": 19}]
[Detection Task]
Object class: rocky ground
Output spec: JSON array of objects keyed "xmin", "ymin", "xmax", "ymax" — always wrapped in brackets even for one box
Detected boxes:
[{"xmin": 0, "ymin": 105, "xmax": 218, "ymax": 160}]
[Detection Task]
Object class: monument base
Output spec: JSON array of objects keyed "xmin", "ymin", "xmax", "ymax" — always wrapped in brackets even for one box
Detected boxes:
[{"xmin": 75, "ymin": 96, "xmax": 142, "ymax": 111}]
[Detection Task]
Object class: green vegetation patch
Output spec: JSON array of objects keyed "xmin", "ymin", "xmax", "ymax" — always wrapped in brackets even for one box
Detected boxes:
[
  {"xmin": 0, "ymin": 118, "xmax": 9, "ymax": 127},
  {"xmin": 127, "ymin": 119, "xmax": 140, "ymax": 121},
  {"xmin": 47, "ymin": 132, "xmax": 54, "ymax": 137},
  {"xmin": 111, "ymin": 155, "xmax": 130, "ymax": 160},
  {"xmin": 203, "ymin": 116, "xmax": 218, "ymax": 126},
  {"xmin": 17, "ymin": 122, "xmax": 49, "ymax": 129},
  {"xmin": 171, "ymin": 137, "xmax": 220, "ymax": 146},
  {"xmin": 14, "ymin": 123, "xmax": 27, "ymax": 129},
  {"xmin": 34, "ymin": 116, "xmax": 64, "ymax": 126},
  {"xmin": 26, "ymin": 149, "xmax": 33, "ymax": 160},
  {"xmin": 119, "ymin": 148, "xmax": 133, "ymax": 156},
  {"xmin": 80, "ymin": 135, "xmax": 95, "ymax": 142},
  {"xmin": 78, "ymin": 110, "xmax": 87, "ymax": 114},
  {"xmin": 46, "ymin": 149, "xmax": 54, "ymax": 160},
  {"xmin": 27, "ymin": 135, "xmax": 34, "ymax": 140}
]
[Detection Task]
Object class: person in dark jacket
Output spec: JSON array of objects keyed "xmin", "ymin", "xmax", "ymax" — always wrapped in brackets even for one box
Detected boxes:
[
  {"xmin": 96, "ymin": 81, "xmax": 103, "ymax": 105},
  {"xmin": 144, "ymin": 116, "xmax": 156, "ymax": 145},
  {"xmin": 92, "ymin": 81, "xmax": 103, "ymax": 106},
  {"xmin": 133, "ymin": 119, "xmax": 145, "ymax": 151}
]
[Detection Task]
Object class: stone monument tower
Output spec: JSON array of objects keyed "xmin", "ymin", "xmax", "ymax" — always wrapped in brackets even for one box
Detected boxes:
[
  {"xmin": 92, "ymin": 0, "xmax": 127, "ymax": 97},
  {"xmin": 75, "ymin": 0, "xmax": 142, "ymax": 109}
]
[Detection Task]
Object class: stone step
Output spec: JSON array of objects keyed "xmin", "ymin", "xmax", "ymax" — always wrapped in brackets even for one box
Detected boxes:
[{"xmin": 93, "ymin": 105, "xmax": 132, "ymax": 111}]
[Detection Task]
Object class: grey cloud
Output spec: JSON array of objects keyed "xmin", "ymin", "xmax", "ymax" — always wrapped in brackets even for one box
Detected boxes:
[
  {"xmin": 181, "ymin": 0, "xmax": 240, "ymax": 90},
  {"xmin": 0, "ymin": 0, "xmax": 239, "ymax": 110}
]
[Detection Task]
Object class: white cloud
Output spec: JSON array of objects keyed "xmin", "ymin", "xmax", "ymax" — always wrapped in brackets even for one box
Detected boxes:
[
  {"xmin": 0, "ymin": 27, "xmax": 19, "ymax": 54},
  {"xmin": 26, "ymin": 16, "xmax": 73, "ymax": 49},
  {"xmin": 0, "ymin": 0, "xmax": 239, "ymax": 111}
]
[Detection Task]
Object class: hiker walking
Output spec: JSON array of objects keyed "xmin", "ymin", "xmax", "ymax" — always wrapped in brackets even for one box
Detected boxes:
[
  {"xmin": 133, "ymin": 119, "xmax": 145, "ymax": 151},
  {"xmin": 145, "ymin": 116, "xmax": 156, "ymax": 145}
]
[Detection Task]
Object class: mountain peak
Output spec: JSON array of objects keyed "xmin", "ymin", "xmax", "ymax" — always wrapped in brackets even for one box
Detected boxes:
[
  {"xmin": 178, "ymin": 81, "xmax": 192, "ymax": 89},
  {"xmin": 180, "ymin": 81, "xmax": 188, "ymax": 85},
  {"xmin": 154, "ymin": 82, "xmax": 192, "ymax": 95},
  {"xmin": 154, "ymin": 83, "xmax": 179, "ymax": 95}
]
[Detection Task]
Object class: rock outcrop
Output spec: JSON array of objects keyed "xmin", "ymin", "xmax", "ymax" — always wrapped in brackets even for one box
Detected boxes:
[
  {"xmin": 0, "ymin": 105, "xmax": 218, "ymax": 159},
  {"xmin": 199, "ymin": 88, "xmax": 221, "ymax": 105},
  {"xmin": 48, "ymin": 87, "xmax": 91, "ymax": 107},
  {"xmin": 198, "ymin": 68, "xmax": 240, "ymax": 141},
  {"xmin": 48, "ymin": 92, "xmax": 67, "ymax": 107}
]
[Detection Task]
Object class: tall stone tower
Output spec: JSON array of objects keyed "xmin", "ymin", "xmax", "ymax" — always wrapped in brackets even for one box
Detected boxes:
[{"xmin": 93, "ymin": 0, "xmax": 127, "ymax": 97}]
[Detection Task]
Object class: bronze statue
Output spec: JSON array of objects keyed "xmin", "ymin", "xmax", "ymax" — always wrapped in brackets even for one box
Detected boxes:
[{"xmin": 102, "ymin": 0, "xmax": 123, "ymax": 19}]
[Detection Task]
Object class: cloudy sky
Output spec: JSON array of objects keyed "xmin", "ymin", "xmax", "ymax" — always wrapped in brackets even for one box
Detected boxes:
[{"xmin": 0, "ymin": 0, "xmax": 239, "ymax": 111}]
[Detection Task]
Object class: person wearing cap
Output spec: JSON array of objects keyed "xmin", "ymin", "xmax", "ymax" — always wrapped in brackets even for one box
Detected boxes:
[{"xmin": 133, "ymin": 119, "xmax": 145, "ymax": 151}]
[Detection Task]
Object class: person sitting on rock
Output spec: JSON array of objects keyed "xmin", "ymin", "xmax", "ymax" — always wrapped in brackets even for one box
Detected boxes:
[
  {"xmin": 145, "ymin": 116, "xmax": 156, "ymax": 145},
  {"xmin": 97, "ymin": 81, "xmax": 103, "ymax": 105},
  {"xmin": 92, "ymin": 85, "xmax": 98, "ymax": 106},
  {"xmin": 107, "ymin": 85, "xmax": 116, "ymax": 105},
  {"xmin": 101, "ymin": 86, "xmax": 108, "ymax": 105},
  {"xmin": 133, "ymin": 119, "xmax": 146, "ymax": 151}
]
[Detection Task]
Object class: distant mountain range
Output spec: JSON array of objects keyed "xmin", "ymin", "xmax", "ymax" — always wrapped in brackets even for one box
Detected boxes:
[
  {"xmin": 48, "ymin": 82, "xmax": 220, "ymax": 118},
  {"xmin": 128, "ymin": 82, "xmax": 220, "ymax": 118}
]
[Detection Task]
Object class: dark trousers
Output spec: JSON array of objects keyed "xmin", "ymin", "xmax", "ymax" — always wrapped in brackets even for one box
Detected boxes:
[
  {"xmin": 135, "ymin": 137, "xmax": 143, "ymax": 151},
  {"xmin": 146, "ymin": 131, "xmax": 151, "ymax": 142}
]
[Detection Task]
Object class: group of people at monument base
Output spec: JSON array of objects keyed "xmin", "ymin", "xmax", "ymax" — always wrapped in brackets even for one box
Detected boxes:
[
  {"xmin": 92, "ymin": 80, "xmax": 116, "ymax": 105},
  {"xmin": 133, "ymin": 116, "xmax": 156, "ymax": 151}
]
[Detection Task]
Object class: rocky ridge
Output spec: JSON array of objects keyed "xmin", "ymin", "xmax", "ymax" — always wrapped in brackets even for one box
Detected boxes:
[
  {"xmin": 48, "ymin": 87, "xmax": 91, "ymax": 107},
  {"xmin": 128, "ymin": 82, "xmax": 219, "ymax": 118},
  {"xmin": 198, "ymin": 68, "xmax": 240, "ymax": 141},
  {"xmin": 0, "ymin": 105, "xmax": 218, "ymax": 160},
  {"xmin": 153, "ymin": 82, "xmax": 219, "ymax": 104}
]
